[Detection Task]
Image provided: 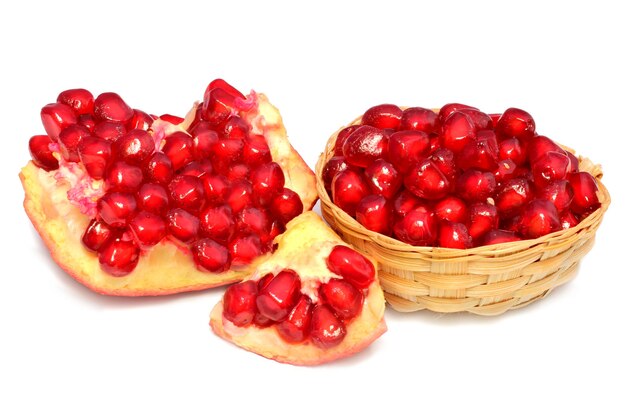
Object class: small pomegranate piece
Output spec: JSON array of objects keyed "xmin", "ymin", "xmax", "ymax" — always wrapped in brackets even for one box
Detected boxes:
[
  {"xmin": 441, "ymin": 111, "xmax": 476, "ymax": 153},
  {"xmin": 387, "ymin": 130, "xmax": 430, "ymax": 174},
  {"xmin": 519, "ymin": 199, "xmax": 561, "ymax": 239},
  {"xmin": 568, "ymin": 172, "xmax": 601, "ymax": 215},
  {"xmin": 94, "ymin": 92, "xmax": 133, "ymax": 124},
  {"xmin": 276, "ymin": 296, "xmax": 313, "ymax": 343},
  {"xmin": 236, "ymin": 206, "xmax": 269, "ymax": 236},
  {"xmin": 482, "ymin": 229, "xmax": 521, "ymax": 245},
  {"xmin": 456, "ymin": 169, "xmax": 496, "ymax": 203},
  {"xmin": 28, "ymin": 135, "xmax": 58, "ymax": 171},
  {"xmin": 342, "ymin": 126, "xmax": 389, "ymax": 168},
  {"xmin": 532, "ymin": 151, "xmax": 572, "ymax": 188},
  {"xmin": 180, "ymin": 160, "xmax": 213, "ymax": 178},
  {"xmin": 429, "ymin": 148, "xmax": 456, "ymax": 181},
  {"xmin": 404, "ymin": 159, "xmax": 451, "ymax": 200},
  {"xmin": 567, "ymin": 151, "xmax": 580, "ymax": 172},
  {"xmin": 199, "ymin": 205, "xmax": 235, "ymax": 243},
  {"xmin": 400, "ymin": 107, "xmax": 437, "ymax": 133},
  {"xmin": 327, "ymin": 245, "xmax": 375, "ymax": 289},
  {"xmin": 143, "ymin": 152, "xmax": 173, "ymax": 185},
  {"xmin": 495, "ymin": 178, "xmax": 533, "ymax": 218},
  {"xmin": 114, "ymin": 129, "xmax": 155, "ymax": 165},
  {"xmin": 201, "ymin": 174, "xmax": 231, "ymax": 205},
  {"xmin": 256, "ymin": 270, "xmax": 301, "ymax": 322},
  {"xmin": 333, "ymin": 125, "xmax": 360, "ymax": 156},
  {"xmin": 438, "ymin": 221, "xmax": 472, "ymax": 249},
  {"xmin": 320, "ymin": 278, "xmax": 364, "ymax": 320},
  {"xmin": 58, "ymin": 124, "xmax": 91, "ymax": 162},
  {"xmin": 392, "ymin": 189, "xmax": 423, "ymax": 220},
  {"xmin": 460, "ymin": 109, "xmax": 493, "ymax": 130},
  {"xmin": 437, "ymin": 103, "xmax": 478, "ymax": 124},
  {"xmin": 220, "ymin": 115, "xmax": 249, "ymax": 140},
  {"xmin": 226, "ymin": 179, "xmax": 253, "ymax": 214},
  {"xmin": 537, "ymin": 179, "xmax": 574, "ymax": 212},
  {"xmin": 322, "ymin": 156, "xmax": 349, "ymax": 191},
  {"xmin": 93, "ymin": 121, "xmax": 126, "ymax": 142},
  {"xmin": 168, "ymin": 175, "xmax": 205, "ymax": 213},
  {"xmin": 494, "ymin": 159, "xmax": 518, "ymax": 184},
  {"xmin": 364, "ymin": 159, "xmax": 402, "ymax": 199},
  {"xmin": 457, "ymin": 130, "xmax": 499, "ymax": 171},
  {"xmin": 226, "ymin": 163, "xmax": 248, "ymax": 181},
  {"xmin": 190, "ymin": 124, "xmax": 219, "ymax": 160},
  {"xmin": 166, "ymin": 208, "xmax": 200, "ymax": 243},
  {"xmin": 223, "ymin": 281, "xmax": 258, "ymax": 327},
  {"xmin": 98, "ymin": 238, "xmax": 140, "ymax": 277},
  {"xmin": 496, "ymin": 107, "xmax": 535, "ymax": 140},
  {"xmin": 78, "ymin": 114, "xmax": 97, "ymax": 132},
  {"xmin": 191, "ymin": 238, "xmax": 231, "ymax": 272},
  {"xmin": 560, "ymin": 210, "xmax": 580, "ymax": 229},
  {"xmin": 105, "ymin": 160, "xmax": 143, "ymax": 192},
  {"xmin": 136, "ymin": 183, "xmax": 169, "ymax": 215},
  {"xmin": 499, "ymin": 137, "xmax": 527, "ymax": 165},
  {"xmin": 97, "ymin": 192, "xmax": 137, "ymax": 227},
  {"xmin": 161, "ymin": 132, "xmax": 194, "ymax": 171},
  {"xmin": 211, "ymin": 138, "xmax": 243, "ymax": 174},
  {"xmin": 250, "ymin": 162, "xmax": 285, "ymax": 206},
  {"xmin": 468, "ymin": 203, "xmax": 499, "ymax": 241},
  {"xmin": 393, "ymin": 206, "xmax": 438, "ymax": 246},
  {"xmin": 526, "ymin": 135, "xmax": 565, "ymax": 164},
  {"xmin": 40, "ymin": 102, "xmax": 77, "ymax": 141},
  {"xmin": 82, "ymin": 218, "xmax": 116, "ymax": 252},
  {"xmin": 331, "ymin": 169, "xmax": 369, "ymax": 217},
  {"xmin": 309, "ymin": 305, "xmax": 346, "ymax": 349},
  {"xmin": 270, "ymin": 188, "xmax": 303, "ymax": 225},
  {"xmin": 128, "ymin": 109, "xmax": 154, "ymax": 130},
  {"xmin": 57, "ymin": 88, "xmax": 94, "ymax": 115},
  {"xmin": 434, "ymin": 196, "xmax": 468, "ymax": 223},
  {"xmin": 202, "ymin": 81, "xmax": 246, "ymax": 125},
  {"xmin": 356, "ymin": 194, "xmax": 392, "ymax": 234},
  {"xmin": 78, "ymin": 136, "xmax": 112, "ymax": 179},
  {"xmin": 129, "ymin": 211, "xmax": 167, "ymax": 248},
  {"xmin": 229, "ymin": 234, "xmax": 263, "ymax": 266},
  {"xmin": 361, "ymin": 104, "xmax": 402, "ymax": 130},
  {"xmin": 242, "ymin": 134, "xmax": 272, "ymax": 167}
]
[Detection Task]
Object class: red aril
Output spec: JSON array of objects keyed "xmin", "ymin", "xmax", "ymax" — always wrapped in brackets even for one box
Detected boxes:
[
  {"xmin": 250, "ymin": 162, "xmax": 285, "ymax": 206},
  {"xmin": 201, "ymin": 174, "xmax": 231, "ymax": 205},
  {"xmin": 242, "ymin": 134, "xmax": 271, "ymax": 167},
  {"xmin": 128, "ymin": 109, "xmax": 154, "ymax": 130},
  {"xmin": 404, "ymin": 159, "xmax": 450, "ymax": 200},
  {"xmin": 58, "ymin": 124, "xmax": 91, "ymax": 162},
  {"xmin": 270, "ymin": 188, "xmax": 303, "ymax": 225},
  {"xmin": 392, "ymin": 189, "xmax": 423, "ymax": 220},
  {"xmin": 400, "ymin": 107, "xmax": 437, "ymax": 133},
  {"xmin": 518, "ymin": 199, "xmax": 561, "ymax": 238},
  {"xmin": 161, "ymin": 132, "xmax": 194, "ymax": 171},
  {"xmin": 237, "ymin": 206, "xmax": 269, "ymax": 236},
  {"xmin": 334, "ymin": 125, "xmax": 360, "ymax": 156},
  {"xmin": 437, "ymin": 103, "xmax": 478, "ymax": 124},
  {"xmin": 361, "ymin": 104, "xmax": 402, "ymax": 130},
  {"xmin": 498, "ymin": 137, "xmax": 526, "ymax": 165},
  {"xmin": 468, "ymin": 203, "xmax": 498, "ymax": 241},
  {"xmin": 496, "ymin": 107, "xmax": 535, "ymax": 140},
  {"xmin": 143, "ymin": 152, "xmax": 173, "ymax": 185},
  {"xmin": 537, "ymin": 179, "xmax": 574, "ymax": 212},
  {"xmin": 526, "ymin": 135, "xmax": 566, "ymax": 164},
  {"xmin": 568, "ymin": 172, "xmax": 600, "ymax": 215},
  {"xmin": 93, "ymin": 121, "xmax": 126, "ymax": 142},
  {"xmin": 434, "ymin": 196, "xmax": 468, "ymax": 223},
  {"xmin": 211, "ymin": 137, "xmax": 243, "ymax": 174},
  {"xmin": 331, "ymin": 169, "xmax": 370, "ymax": 217},
  {"xmin": 57, "ymin": 88, "xmax": 94, "ymax": 115},
  {"xmin": 441, "ymin": 111, "xmax": 476, "ymax": 153},
  {"xmin": 82, "ymin": 218, "xmax": 116, "ymax": 252},
  {"xmin": 493, "ymin": 159, "xmax": 517, "ymax": 184},
  {"xmin": 342, "ymin": 126, "xmax": 389, "ymax": 168},
  {"xmin": 166, "ymin": 208, "xmax": 200, "ymax": 243},
  {"xmin": 356, "ymin": 195, "xmax": 392, "ymax": 234},
  {"xmin": 94, "ymin": 92, "xmax": 133, "ymax": 124},
  {"xmin": 256, "ymin": 270, "xmax": 301, "ymax": 322},
  {"xmin": 226, "ymin": 163, "xmax": 248, "ymax": 181},
  {"xmin": 223, "ymin": 281, "xmax": 258, "ymax": 327},
  {"xmin": 97, "ymin": 192, "xmax": 137, "ymax": 227},
  {"xmin": 228, "ymin": 234, "xmax": 263, "ymax": 266},
  {"xmin": 40, "ymin": 102, "xmax": 77, "ymax": 141},
  {"xmin": 482, "ymin": 229, "xmax": 521, "ymax": 245},
  {"xmin": 532, "ymin": 151, "xmax": 572, "ymax": 188},
  {"xmin": 460, "ymin": 109, "xmax": 493, "ymax": 130},
  {"xmin": 276, "ymin": 296, "xmax": 313, "ymax": 343},
  {"xmin": 495, "ymin": 178, "xmax": 533, "ymax": 218},
  {"xmin": 136, "ymin": 183, "xmax": 169, "ymax": 215},
  {"xmin": 220, "ymin": 115, "xmax": 249, "ymax": 140},
  {"xmin": 326, "ymin": 245, "xmax": 375, "ymax": 289},
  {"xmin": 190, "ymin": 124, "xmax": 219, "ymax": 160},
  {"xmin": 226, "ymin": 179, "xmax": 253, "ymax": 214},
  {"xmin": 438, "ymin": 221, "xmax": 472, "ymax": 249},
  {"xmin": 199, "ymin": 204, "xmax": 235, "ymax": 243},
  {"xmin": 322, "ymin": 156, "xmax": 348, "ymax": 191},
  {"xmin": 319, "ymin": 278, "xmax": 363, "ymax": 320},
  {"xmin": 180, "ymin": 160, "xmax": 214, "ymax": 178},
  {"xmin": 429, "ymin": 148, "xmax": 456, "ymax": 180},
  {"xmin": 387, "ymin": 130, "xmax": 430, "ymax": 173},
  {"xmin": 28, "ymin": 135, "xmax": 59, "ymax": 171},
  {"xmin": 105, "ymin": 160, "xmax": 143, "ymax": 192},
  {"xmin": 560, "ymin": 210, "xmax": 580, "ymax": 229},
  {"xmin": 456, "ymin": 169, "xmax": 496, "ymax": 203},
  {"xmin": 393, "ymin": 206, "xmax": 438, "ymax": 246},
  {"xmin": 567, "ymin": 151, "xmax": 580, "ymax": 172},
  {"xmin": 309, "ymin": 305, "xmax": 347, "ymax": 349},
  {"xmin": 78, "ymin": 136, "xmax": 112, "ymax": 179},
  {"xmin": 129, "ymin": 211, "xmax": 166, "ymax": 248},
  {"xmin": 114, "ymin": 129, "xmax": 155, "ymax": 165},
  {"xmin": 168, "ymin": 175, "xmax": 205, "ymax": 213},
  {"xmin": 78, "ymin": 114, "xmax": 96, "ymax": 132},
  {"xmin": 98, "ymin": 237, "xmax": 139, "ymax": 277},
  {"xmin": 191, "ymin": 238, "xmax": 231, "ymax": 272},
  {"xmin": 457, "ymin": 130, "xmax": 499, "ymax": 171},
  {"xmin": 364, "ymin": 159, "xmax": 402, "ymax": 198}
]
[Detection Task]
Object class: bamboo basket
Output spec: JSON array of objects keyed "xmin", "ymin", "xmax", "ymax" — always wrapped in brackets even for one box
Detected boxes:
[{"xmin": 315, "ymin": 114, "xmax": 611, "ymax": 316}]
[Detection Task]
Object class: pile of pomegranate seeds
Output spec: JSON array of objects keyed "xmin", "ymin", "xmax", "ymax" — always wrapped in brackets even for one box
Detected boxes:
[
  {"xmin": 324, "ymin": 104, "xmax": 601, "ymax": 248},
  {"xmin": 222, "ymin": 245, "xmax": 375, "ymax": 348},
  {"xmin": 29, "ymin": 80, "xmax": 303, "ymax": 276}
]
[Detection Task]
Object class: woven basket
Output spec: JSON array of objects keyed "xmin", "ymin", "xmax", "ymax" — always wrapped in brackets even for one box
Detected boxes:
[{"xmin": 315, "ymin": 115, "xmax": 611, "ymax": 316}]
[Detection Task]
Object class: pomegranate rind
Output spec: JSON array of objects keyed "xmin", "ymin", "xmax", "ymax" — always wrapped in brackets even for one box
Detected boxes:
[
  {"xmin": 209, "ymin": 212, "xmax": 387, "ymax": 365},
  {"xmin": 20, "ymin": 93, "xmax": 317, "ymax": 296}
]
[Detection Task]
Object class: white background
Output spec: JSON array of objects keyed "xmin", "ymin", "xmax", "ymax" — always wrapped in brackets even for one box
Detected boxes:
[{"xmin": 2, "ymin": 1, "xmax": 624, "ymax": 416}]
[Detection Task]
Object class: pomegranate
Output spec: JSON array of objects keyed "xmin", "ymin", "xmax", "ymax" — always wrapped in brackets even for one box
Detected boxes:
[
  {"xmin": 21, "ymin": 79, "xmax": 317, "ymax": 295},
  {"xmin": 210, "ymin": 212, "xmax": 386, "ymax": 365}
]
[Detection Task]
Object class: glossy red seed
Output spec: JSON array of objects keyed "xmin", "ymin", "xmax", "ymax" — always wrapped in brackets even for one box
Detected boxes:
[
  {"xmin": 166, "ymin": 208, "xmax": 200, "ymax": 242},
  {"xmin": 78, "ymin": 136, "xmax": 112, "ymax": 179},
  {"xmin": 468, "ymin": 203, "xmax": 499, "ymax": 241},
  {"xmin": 322, "ymin": 156, "xmax": 349, "ymax": 191},
  {"xmin": 57, "ymin": 88, "xmax": 94, "ymax": 115},
  {"xmin": 331, "ymin": 169, "xmax": 370, "ymax": 217},
  {"xmin": 393, "ymin": 206, "xmax": 438, "ymax": 246},
  {"xmin": 456, "ymin": 170, "xmax": 496, "ymax": 203},
  {"xmin": 136, "ymin": 183, "xmax": 169, "ymax": 215},
  {"xmin": 404, "ymin": 159, "xmax": 450, "ymax": 200},
  {"xmin": 498, "ymin": 137, "xmax": 527, "ymax": 166},
  {"xmin": 191, "ymin": 238, "xmax": 231, "ymax": 272},
  {"xmin": 391, "ymin": 189, "xmax": 422, "ymax": 220},
  {"xmin": 168, "ymin": 175, "xmax": 205, "ymax": 213},
  {"xmin": 93, "ymin": 121, "xmax": 126, "ymax": 142},
  {"xmin": 28, "ymin": 135, "xmax": 59, "ymax": 170},
  {"xmin": 362, "ymin": 104, "xmax": 402, "ymax": 130},
  {"xmin": 97, "ymin": 192, "xmax": 137, "ymax": 227},
  {"xmin": 226, "ymin": 180, "xmax": 253, "ymax": 214},
  {"xmin": 356, "ymin": 195, "xmax": 392, "ymax": 234},
  {"xmin": 78, "ymin": 114, "xmax": 97, "ymax": 132},
  {"xmin": 342, "ymin": 126, "xmax": 389, "ymax": 168},
  {"xmin": 226, "ymin": 163, "xmax": 248, "ymax": 181},
  {"xmin": 532, "ymin": 151, "xmax": 572, "ymax": 188},
  {"xmin": 482, "ymin": 229, "xmax": 521, "ymax": 245},
  {"xmin": 179, "ymin": 160, "xmax": 213, "ymax": 178},
  {"xmin": 201, "ymin": 83, "xmax": 246, "ymax": 125},
  {"xmin": 496, "ymin": 107, "xmax": 535, "ymax": 140},
  {"xmin": 387, "ymin": 130, "xmax": 430, "ymax": 174},
  {"xmin": 223, "ymin": 281, "xmax": 258, "ymax": 327},
  {"xmin": 250, "ymin": 162, "xmax": 285, "ymax": 206},
  {"xmin": 98, "ymin": 238, "xmax": 139, "ymax": 277},
  {"xmin": 201, "ymin": 174, "xmax": 231, "ymax": 205},
  {"xmin": 560, "ymin": 210, "xmax": 580, "ymax": 229},
  {"xmin": 241, "ymin": 134, "xmax": 272, "ymax": 167},
  {"xmin": 276, "ymin": 296, "xmax": 313, "ymax": 343},
  {"xmin": 114, "ymin": 129, "xmax": 155, "ymax": 165},
  {"xmin": 82, "ymin": 219, "xmax": 116, "ymax": 252},
  {"xmin": 159, "ymin": 114, "xmax": 184, "ymax": 125},
  {"xmin": 495, "ymin": 178, "xmax": 533, "ymax": 218},
  {"xmin": 519, "ymin": 199, "xmax": 561, "ymax": 238},
  {"xmin": 220, "ymin": 115, "xmax": 249, "ymax": 140},
  {"xmin": 58, "ymin": 125, "xmax": 91, "ymax": 162},
  {"xmin": 567, "ymin": 151, "xmax": 580, "ymax": 172},
  {"xmin": 400, "ymin": 107, "xmax": 437, "ymax": 133},
  {"xmin": 327, "ymin": 245, "xmax": 375, "ymax": 289},
  {"xmin": 438, "ymin": 221, "xmax": 472, "ymax": 249},
  {"xmin": 434, "ymin": 196, "xmax": 468, "ymax": 223},
  {"xmin": 190, "ymin": 124, "xmax": 219, "ymax": 160},
  {"xmin": 94, "ymin": 92, "xmax": 133, "ymax": 124},
  {"xmin": 105, "ymin": 161, "xmax": 143, "ymax": 192},
  {"xmin": 364, "ymin": 159, "xmax": 402, "ymax": 199},
  {"xmin": 568, "ymin": 172, "xmax": 601, "ymax": 215},
  {"xmin": 429, "ymin": 148, "xmax": 457, "ymax": 180},
  {"xmin": 457, "ymin": 130, "xmax": 499, "ymax": 171},
  {"xmin": 161, "ymin": 132, "xmax": 194, "ymax": 171},
  {"xmin": 333, "ymin": 125, "xmax": 360, "ymax": 156},
  {"xmin": 309, "ymin": 305, "xmax": 346, "ymax": 349},
  {"xmin": 40, "ymin": 102, "xmax": 77, "ymax": 141},
  {"xmin": 437, "ymin": 103, "xmax": 478, "ymax": 124},
  {"xmin": 460, "ymin": 109, "xmax": 493, "ymax": 130},
  {"xmin": 128, "ymin": 211, "xmax": 166, "ymax": 248},
  {"xmin": 237, "ymin": 206, "xmax": 269, "ymax": 235},
  {"xmin": 228, "ymin": 234, "xmax": 264, "ymax": 266},
  {"xmin": 270, "ymin": 188, "xmax": 303, "ymax": 225},
  {"xmin": 441, "ymin": 111, "xmax": 476, "ymax": 153},
  {"xmin": 256, "ymin": 270, "xmax": 301, "ymax": 322},
  {"xmin": 537, "ymin": 179, "xmax": 574, "ymax": 212},
  {"xmin": 199, "ymin": 204, "xmax": 235, "ymax": 243},
  {"xmin": 211, "ymin": 138, "xmax": 243, "ymax": 175},
  {"xmin": 320, "ymin": 278, "xmax": 364, "ymax": 320},
  {"xmin": 263, "ymin": 220, "xmax": 285, "ymax": 250},
  {"xmin": 128, "ymin": 109, "xmax": 154, "ymax": 130},
  {"xmin": 144, "ymin": 152, "xmax": 173, "ymax": 185},
  {"xmin": 494, "ymin": 159, "xmax": 518, "ymax": 184},
  {"xmin": 526, "ymin": 135, "xmax": 565, "ymax": 164}
]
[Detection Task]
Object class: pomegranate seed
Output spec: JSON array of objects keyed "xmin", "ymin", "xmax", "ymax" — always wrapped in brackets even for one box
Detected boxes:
[
  {"xmin": 495, "ymin": 178, "xmax": 533, "ymax": 218},
  {"xmin": 201, "ymin": 174, "xmax": 231, "ymax": 205},
  {"xmin": 334, "ymin": 125, "xmax": 360, "ymax": 156},
  {"xmin": 226, "ymin": 179, "xmax": 253, "ymax": 214},
  {"xmin": 327, "ymin": 245, "xmax": 375, "ymax": 289},
  {"xmin": 568, "ymin": 172, "xmax": 601, "ymax": 215},
  {"xmin": 220, "ymin": 115, "xmax": 249, "ymax": 140},
  {"xmin": 179, "ymin": 160, "xmax": 213, "ymax": 178},
  {"xmin": 57, "ymin": 88, "xmax": 94, "ymax": 115},
  {"xmin": 276, "ymin": 296, "xmax": 313, "ymax": 343},
  {"xmin": 114, "ymin": 129, "xmax": 155, "ymax": 165},
  {"xmin": 361, "ymin": 104, "xmax": 402, "ymax": 130},
  {"xmin": 567, "ymin": 151, "xmax": 580, "ymax": 172},
  {"xmin": 93, "ymin": 121, "xmax": 126, "ymax": 142},
  {"xmin": 199, "ymin": 204, "xmax": 235, "ymax": 243},
  {"xmin": 191, "ymin": 124, "xmax": 219, "ymax": 160},
  {"xmin": 242, "ymin": 134, "xmax": 272, "ymax": 167},
  {"xmin": 498, "ymin": 137, "xmax": 527, "ymax": 165},
  {"xmin": 457, "ymin": 130, "xmax": 499, "ymax": 171},
  {"xmin": 191, "ymin": 238, "xmax": 231, "ymax": 272},
  {"xmin": 560, "ymin": 210, "xmax": 580, "ymax": 229},
  {"xmin": 526, "ymin": 135, "xmax": 566, "ymax": 164},
  {"xmin": 309, "ymin": 305, "xmax": 346, "ymax": 349},
  {"xmin": 270, "ymin": 188, "xmax": 303, "ymax": 225},
  {"xmin": 429, "ymin": 148, "xmax": 457, "ymax": 181},
  {"xmin": 438, "ymin": 221, "xmax": 472, "ymax": 249},
  {"xmin": 468, "ymin": 203, "xmax": 499, "ymax": 241},
  {"xmin": 227, "ymin": 162, "xmax": 250, "ymax": 181},
  {"xmin": 97, "ymin": 192, "xmax": 137, "ymax": 227},
  {"xmin": 441, "ymin": 111, "xmax": 476, "ymax": 153},
  {"xmin": 94, "ymin": 92, "xmax": 133, "ymax": 124},
  {"xmin": 404, "ymin": 159, "xmax": 450, "ymax": 200},
  {"xmin": 256, "ymin": 270, "xmax": 301, "ymax": 322},
  {"xmin": 250, "ymin": 162, "xmax": 285, "ymax": 206},
  {"xmin": 494, "ymin": 159, "xmax": 518, "ymax": 184},
  {"xmin": 166, "ymin": 208, "xmax": 200, "ymax": 242},
  {"xmin": 211, "ymin": 138, "xmax": 243, "ymax": 175},
  {"xmin": 78, "ymin": 114, "xmax": 97, "ymax": 132},
  {"xmin": 437, "ymin": 103, "xmax": 478, "ymax": 124},
  {"xmin": 392, "ymin": 189, "xmax": 423, "ymax": 220},
  {"xmin": 263, "ymin": 220, "xmax": 285, "ymax": 249},
  {"xmin": 161, "ymin": 132, "xmax": 194, "ymax": 171},
  {"xmin": 387, "ymin": 130, "xmax": 430, "ymax": 174},
  {"xmin": 237, "ymin": 206, "xmax": 269, "ymax": 235},
  {"xmin": 223, "ymin": 281, "xmax": 258, "ymax": 327},
  {"xmin": 460, "ymin": 109, "xmax": 493, "ymax": 130},
  {"xmin": 40, "ymin": 102, "xmax": 77, "ymax": 141},
  {"xmin": 456, "ymin": 169, "xmax": 496, "ymax": 202},
  {"xmin": 28, "ymin": 135, "xmax": 58, "ymax": 170},
  {"xmin": 229, "ymin": 234, "xmax": 263, "ymax": 266},
  {"xmin": 128, "ymin": 109, "xmax": 154, "ymax": 130},
  {"xmin": 144, "ymin": 152, "xmax": 173, "ymax": 185},
  {"xmin": 434, "ymin": 196, "xmax": 468, "ymax": 223},
  {"xmin": 129, "ymin": 211, "xmax": 166, "ymax": 248},
  {"xmin": 159, "ymin": 114, "xmax": 184, "ymax": 125},
  {"xmin": 364, "ymin": 159, "xmax": 402, "ymax": 199},
  {"xmin": 321, "ymin": 278, "xmax": 364, "ymax": 320},
  {"xmin": 82, "ymin": 218, "xmax": 116, "ymax": 252},
  {"xmin": 78, "ymin": 136, "xmax": 112, "ymax": 179},
  {"xmin": 356, "ymin": 195, "xmax": 392, "ymax": 234},
  {"xmin": 168, "ymin": 175, "xmax": 205, "ymax": 213},
  {"xmin": 537, "ymin": 179, "xmax": 574, "ymax": 212},
  {"xmin": 57, "ymin": 125, "xmax": 91, "ymax": 162},
  {"xmin": 532, "ymin": 151, "xmax": 572, "ymax": 188},
  {"xmin": 98, "ymin": 237, "xmax": 140, "ymax": 277},
  {"xmin": 322, "ymin": 156, "xmax": 349, "ymax": 191},
  {"xmin": 393, "ymin": 206, "xmax": 438, "ymax": 246},
  {"xmin": 519, "ymin": 199, "xmax": 561, "ymax": 238},
  {"xmin": 496, "ymin": 107, "xmax": 535, "ymax": 140},
  {"xmin": 105, "ymin": 161, "xmax": 143, "ymax": 192},
  {"xmin": 201, "ymin": 81, "xmax": 246, "ymax": 125},
  {"xmin": 489, "ymin": 113, "xmax": 502, "ymax": 126},
  {"xmin": 400, "ymin": 107, "xmax": 437, "ymax": 133},
  {"xmin": 136, "ymin": 183, "xmax": 169, "ymax": 215},
  {"xmin": 331, "ymin": 169, "xmax": 370, "ymax": 217},
  {"xmin": 482, "ymin": 229, "xmax": 521, "ymax": 245},
  {"xmin": 342, "ymin": 126, "xmax": 389, "ymax": 168}
]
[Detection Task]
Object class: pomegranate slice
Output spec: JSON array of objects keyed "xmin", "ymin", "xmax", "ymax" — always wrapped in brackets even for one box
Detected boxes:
[{"xmin": 210, "ymin": 212, "xmax": 386, "ymax": 365}]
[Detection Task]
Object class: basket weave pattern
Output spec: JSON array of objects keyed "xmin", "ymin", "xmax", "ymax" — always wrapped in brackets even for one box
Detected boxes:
[{"xmin": 315, "ymin": 118, "xmax": 611, "ymax": 316}]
